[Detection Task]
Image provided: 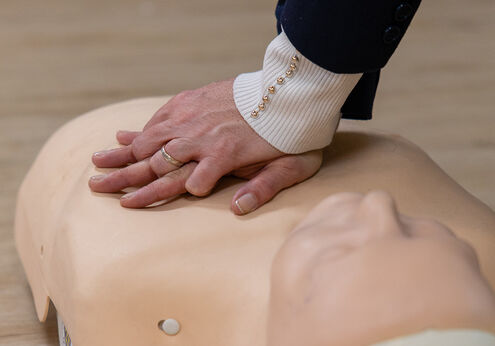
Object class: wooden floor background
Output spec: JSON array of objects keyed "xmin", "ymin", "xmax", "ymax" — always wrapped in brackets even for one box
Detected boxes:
[{"xmin": 1, "ymin": 0, "xmax": 494, "ymax": 344}]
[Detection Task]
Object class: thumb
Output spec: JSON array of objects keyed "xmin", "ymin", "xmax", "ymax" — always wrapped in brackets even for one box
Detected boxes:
[{"xmin": 231, "ymin": 151, "xmax": 323, "ymax": 215}]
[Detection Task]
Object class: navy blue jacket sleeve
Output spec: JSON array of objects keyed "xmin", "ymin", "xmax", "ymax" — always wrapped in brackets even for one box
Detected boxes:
[{"xmin": 275, "ymin": 0, "xmax": 421, "ymax": 120}]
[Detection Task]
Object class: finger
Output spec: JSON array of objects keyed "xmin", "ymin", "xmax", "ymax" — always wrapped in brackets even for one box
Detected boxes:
[
  {"xmin": 143, "ymin": 103, "xmax": 171, "ymax": 131},
  {"xmin": 185, "ymin": 157, "xmax": 229, "ymax": 197},
  {"xmin": 92, "ymin": 146, "xmax": 137, "ymax": 168},
  {"xmin": 231, "ymin": 160, "xmax": 275, "ymax": 179},
  {"xmin": 120, "ymin": 162, "xmax": 197, "ymax": 208},
  {"xmin": 148, "ymin": 138, "xmax": 197, "ymax": 177},
  {"xmin": 231, "ymin": 151, "xmax": 323, "ymax": 215},
  {"xmin": 89, "ymin": 159, "xmax": 156, "ymax": 192},
  {"xmin": 116, "ymin": 130, "xmax": 141, "ymax": 145},
  {"xmin": 132, "ymin": 120, "xmax": 176, "ymax": 160}
]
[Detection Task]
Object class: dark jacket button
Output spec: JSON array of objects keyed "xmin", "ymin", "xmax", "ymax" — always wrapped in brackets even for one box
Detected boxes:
[
  {"xmin": 395, "ymin": 3, "xmax": 414, "ymax": 22},
  {"xmin": 383, "ymin": 26, "xmax": 401, "ymax": 44}
]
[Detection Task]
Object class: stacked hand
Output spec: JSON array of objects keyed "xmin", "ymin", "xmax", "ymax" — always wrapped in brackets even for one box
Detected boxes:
[{"xmin": 88, "ymin": 78, "xmax": 322, "ymax": 215}]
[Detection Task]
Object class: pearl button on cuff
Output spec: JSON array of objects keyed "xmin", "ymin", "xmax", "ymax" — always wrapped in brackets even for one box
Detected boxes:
[{"xmin": 249, "ymin": 55, "xmax": 298, "ymax": 119}]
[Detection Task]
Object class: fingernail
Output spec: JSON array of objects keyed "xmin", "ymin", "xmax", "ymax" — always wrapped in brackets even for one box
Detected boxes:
[
  {"xmin": 235, "ymin": 193, "xmax": 258, "ymax": 214},
  {"xmin": 121, "ymin": 192, "xmax": 135, "ymax": 200},
  {"xmin": 93, "ymin": 150, "xmax": 108, "ymax": 157},
  {"xmin": 90, "ymin": 174, "xmax": 106, "ymax": 182}
]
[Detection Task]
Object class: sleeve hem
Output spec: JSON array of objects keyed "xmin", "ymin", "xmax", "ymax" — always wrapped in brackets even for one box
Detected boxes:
[{"xmin": 233, "ymin": 31, "xmax": 362, "ymax": 154}]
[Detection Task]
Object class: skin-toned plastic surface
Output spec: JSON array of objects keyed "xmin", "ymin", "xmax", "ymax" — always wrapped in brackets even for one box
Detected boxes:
[
  {"xmin": 370, "ymin": 329, "xmax": 495, "ymax": 346},
  {"xmin": 268, "ymin": 191, "xmax": 495, "ymax": 346},
  {"xmin": 14, "ymin": 97, "xmax": 495, "ymax": 346}
]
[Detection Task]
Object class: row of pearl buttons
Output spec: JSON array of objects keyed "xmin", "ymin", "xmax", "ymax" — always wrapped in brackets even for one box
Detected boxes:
[{"xmin": 251, "ymin": 54, "xmax": 299, "ymax": 119}]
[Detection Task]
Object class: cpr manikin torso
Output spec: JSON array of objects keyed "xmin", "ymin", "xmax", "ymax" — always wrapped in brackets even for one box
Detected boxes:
[{"xmin": 15, "ymin": 97, "xmax": 495, "ymax": 346}]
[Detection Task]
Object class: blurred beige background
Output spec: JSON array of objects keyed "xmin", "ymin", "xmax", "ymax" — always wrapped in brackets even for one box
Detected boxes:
[{"xmin": 1, "ymin": 0, "xmax": 494, "ymax": 344}]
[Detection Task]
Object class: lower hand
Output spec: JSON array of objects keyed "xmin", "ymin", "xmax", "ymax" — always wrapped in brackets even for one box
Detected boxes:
[{"xmin": 89, "ymin": 130, "xmax": 322, "ymax": 214}]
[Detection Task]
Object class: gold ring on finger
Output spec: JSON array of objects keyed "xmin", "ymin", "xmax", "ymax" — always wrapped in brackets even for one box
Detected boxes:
[{"xmin": 160, "ymin": 146, "xmax": 184, "ymax": 168}]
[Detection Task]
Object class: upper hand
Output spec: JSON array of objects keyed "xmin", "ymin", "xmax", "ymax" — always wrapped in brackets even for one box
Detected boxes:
[{"xmin": 91, "ymin": 78, "xmax": 283, "ymax": 196}]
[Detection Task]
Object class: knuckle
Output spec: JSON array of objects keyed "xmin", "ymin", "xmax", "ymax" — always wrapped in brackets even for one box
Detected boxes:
[
  {"xmin": 173, "ymin": 89, "xmax": 199, "ymax": 105},
  {"xmin": 167, "ymin": 138, "xmax": 195, "ymax": 157},
  {"xmin": 113, "ymin": 169, "xmax": 131, "ymax": 188},
  {"xmin": 279, "ymin": 158, "xmax": 304, "ymax": 178},
  {"xmin": 284, "ymin": 156, "xmax": 302, "ymax": 170},
  {"xmin": 171, "ymin": 112, "xmax": 193, "ymax": 126},
  {"xmin": 165, "ymin": 168, "xmax": 185, "ymax": 181},
  {"xmin": 131, "ymin": 134, "xmax": 145, "ymax": 149},
  {"xmin": 131, "ymin": 143, "xmax": 148, "ymax": 160},
  {"xmin": 185, "ymin": 178, "xmax": 212, "ymax": 197},
  {"xmin": 190, "ymin": 188, "xmax": 211, "ymax": 197},
  {"xmin": 214, "ymin": 135, "xmax": 237, "ymax": 155},
  {"xmin": 251, "ymin": 176, "xmax": 276, "ymax": 197},
  {"xmin": 211, "ymin": 122, "xmax": 234, "ymax": 138},
  {"xmin": 146, "ymin": 123, "xmax": 164, "ymax": 137},
  {"xmin": 153, "ymin": 104, "xmax": 170, "ymax": 119},
  {"xmin": 278, "ymin": 165, "xmax": 299, "ymax": 182},
  {"xmin": 213, "ymin": 145, "xmax": 233, "ymax": 160},
  {"xmin": 132, "ymin": 134, "xmax": 162, "ymax": 160},
  {"xmin": 148, "ymin": 157, "xmax": 162, "ymax": 176},
  {"xmin": 186, "ymin": 182, "xmax": 211, "ymax": 197},
  {"xmin": 164, "ymin": 140, "xmax": 179, "ymax": 154},
  {"xmin": 173, "ymin": 90, "xmax": 189, "ymax": 102}
]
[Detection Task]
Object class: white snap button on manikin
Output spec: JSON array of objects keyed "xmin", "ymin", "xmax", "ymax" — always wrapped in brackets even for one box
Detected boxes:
[{"xmin": 159, "ymin": 318, "xmax": 181, "ymax": 336}]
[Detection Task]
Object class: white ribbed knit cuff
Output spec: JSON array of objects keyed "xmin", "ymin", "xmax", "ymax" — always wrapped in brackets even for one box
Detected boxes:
[{"xmin": 233, "ymin": 31, "xmax": 362, "ymax": 154}]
